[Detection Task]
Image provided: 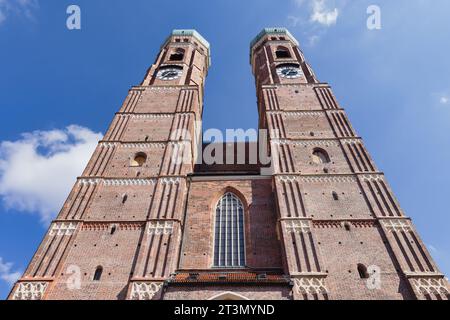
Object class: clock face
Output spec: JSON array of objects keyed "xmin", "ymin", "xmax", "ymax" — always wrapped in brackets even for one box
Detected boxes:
[
  {"xmin": 276, "ymin": 65, "xmax": 302, "ymax": 79},
  {"xmin": 156, "ymin": 67, "xmax": 183, "ymax": 80}
]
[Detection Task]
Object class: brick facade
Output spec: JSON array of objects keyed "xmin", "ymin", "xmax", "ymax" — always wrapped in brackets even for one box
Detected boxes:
[{"xmin": 8, "ymin": 28, "xmax": 449, "ymax": 300}]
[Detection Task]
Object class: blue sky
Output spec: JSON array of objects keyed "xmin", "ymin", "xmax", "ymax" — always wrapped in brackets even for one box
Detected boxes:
[{"xmin": 0, "ymin": 0, "xmax": 449, "ymax": 299}]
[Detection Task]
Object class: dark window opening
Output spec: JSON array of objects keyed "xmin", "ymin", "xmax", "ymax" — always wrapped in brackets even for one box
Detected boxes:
[
  {"xmin": 332, "ymin": 191, "xmax": 339, "ymax": 201},
  {"xmin": 276, "ymin": 46, "xmax": 291, "ymax": 59},
  {"xmin": 131, "ymin": 152, "xmax": 147, "ymax": 167},
  {"xmin": 169, "ymin": 48, "xmax": 185, "ymax": 61},
  {"xmin": 357, "ymin": 264, "xmax": 369, "ymax": 279},
  {"xmin": 93, "ymin": 266, "xmax": 103, "ymax": 281},
  {"xmin": 312, "ymin": 148, "xmax": 331, "ymax": 164},
  {"xmin": 110, "ymin": 226, "xmax": 116, "ymax": 235}
]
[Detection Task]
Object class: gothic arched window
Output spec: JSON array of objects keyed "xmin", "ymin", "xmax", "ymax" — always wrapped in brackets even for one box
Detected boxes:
[
  {"xmin": 213, "ymin": 192, "xmax": 245, "ymax": 268},
  {"xmin": 312, "ymin": 148, "xmax": 330, "ymax": 164},
  {"xmin": 275, "ymin": 46, "xmax": 291, "ymax": 59}
]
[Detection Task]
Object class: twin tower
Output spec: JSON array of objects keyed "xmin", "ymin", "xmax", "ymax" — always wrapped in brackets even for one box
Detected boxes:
[{"xmin": 9, "ymin": 29, "xmax": 448, "ymax": 300}]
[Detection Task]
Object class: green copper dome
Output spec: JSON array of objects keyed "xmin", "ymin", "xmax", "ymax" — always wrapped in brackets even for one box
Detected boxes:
[
  {"xmin": 250, "ymin": 27, "xmax": 299, "ymax": 49},
  {"xmin": 171, "ymin": 29, "xmax": 210, "ymax": 49}
]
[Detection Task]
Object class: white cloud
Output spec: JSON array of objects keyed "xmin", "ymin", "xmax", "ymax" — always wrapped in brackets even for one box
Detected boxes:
[
  {"xmin": 287, "ymin": 0, "xmax": 340, "ymax": 47},
  {"xmin": 0, "ymin": 125, "xmax": 102, "ymax": 223},
  {"xmin": 291, "ymin": 0, "xmax": 339, "ymax": 27},
  {"xmin": 310, "ymin": 0, "xmax": 339, "ymax": 26},
  {"xmin": 0, "ymin": 257, "xmax": 21, "ymax": 286},
  {"xmin": 0, "ymin": 10, "xmax": 6, "ymax": 24},
  {"xmin": 431, "ymin": 92, "xmax": 450, "ymax": 106},
  {"xmin": 308, "ymin": 34, "xmax": 320, "ymax": 46},
  {"xmin": 0, "ymin": 0, "xmax": 38, "ymax": 25},
  {"xmin": 287, "ymin": 15, "xmax": 300, "ymax": 27},
  {"xmin": 293, "ymin": 0, "xmax": 307, "ymax": 7}
]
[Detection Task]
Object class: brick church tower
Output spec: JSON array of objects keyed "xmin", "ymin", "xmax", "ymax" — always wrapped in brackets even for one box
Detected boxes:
[{"xmin": 9, "ymin": 28, "xmax": 449, "ymax": 300}]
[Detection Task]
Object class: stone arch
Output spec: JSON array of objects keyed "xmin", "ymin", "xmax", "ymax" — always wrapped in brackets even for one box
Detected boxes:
[
  {"xmin": 312, "ymin": 148, "xmax": 330, "ymax": 164},
  {"xmin": 210, "ymin": 186, "xmax": 249, "ymax": 212},
  {"xmin": 208, "ymin": 291, "xmax": 250, "ymax": 300}
]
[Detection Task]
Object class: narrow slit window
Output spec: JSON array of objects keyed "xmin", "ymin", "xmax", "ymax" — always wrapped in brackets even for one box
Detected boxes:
[
  {"xmin": 93, "ymin": 266, "xmax": 103, "ymax": 281},
  {"xmin": 332, "ymin": 191, "xmax": 339, "ymax": 201},
  {"xmin": 357, "ymin": 264, "xmax": 369, "ymax": 279}
]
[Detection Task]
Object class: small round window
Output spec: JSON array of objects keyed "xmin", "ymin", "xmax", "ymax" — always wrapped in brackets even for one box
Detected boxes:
[{"xmin": 131, "ymin": 152, "xmax": 147, "ymax": 167}]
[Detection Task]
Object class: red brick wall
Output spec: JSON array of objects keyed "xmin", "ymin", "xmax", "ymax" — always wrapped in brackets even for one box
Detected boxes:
[
  {"xmin": 313, "ymin": 221, "xmax": 413, "ymax": 300},
  {"xmin": 86, "ymin": 184, "xmax": 155, "ymax": 221},
  {"xmin": 179, "ymin": 178, "xmax": 283, "ymax": 270},
  {"xmin": 45, "ymin": 223, "xmax": 142, "ymax": 300}
]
